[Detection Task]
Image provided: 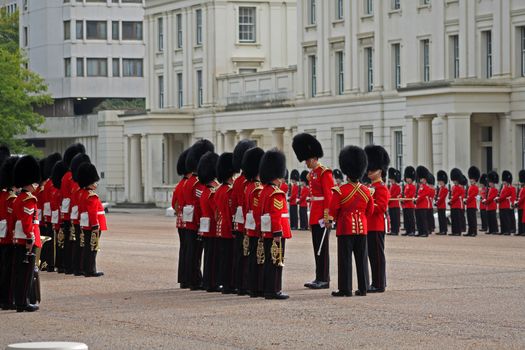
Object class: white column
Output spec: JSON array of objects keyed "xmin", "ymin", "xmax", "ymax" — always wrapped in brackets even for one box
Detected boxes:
[
  {"xmin": 224, "ymin": 130, "xmax": 236, "ymax": 152},
  {"xmin": 238, "ymin": 129, "xmax": 253, "ymax": 140},
  {"xmin": 447, "ymin": 114, "xmax": 471, "ymax": 172},
  {"xmin": 144, "ymin": 134, "xmax": 164, "ymax": 203},
  {"xmin": 271, "ymin": 128, "xmax": 285, "ymax": 150},
  {"xmin": 372, "ymin": 2, "xmax": 383, "ymax": 91},
  {"xmin": 439, "ymin": 114, "xmax": 448, "ymax": 171},
  {"xmin": 404, "ymin": 115, "xmax": 417, "ymax": 166},
  {"xmin": 498, "ymin": 113, "xmax": 513, "ymax": 171},
  {"xmin": 216, "ymin": 131, "xmax": 224, "ymax": 154},
  {"xmin": 129, "ymin": 134, "xmax": 143, "ymax": 203},
  {"xmin": 123, "ymin": 135, "xmax": 130, "ymax": 201},
  {"xmin": 416, "ymin": 116, "xmax": 434, "ymax": 171},
  {"xmin": 350, "ymin": 0, "xmax": 359, "ymax": 92}
]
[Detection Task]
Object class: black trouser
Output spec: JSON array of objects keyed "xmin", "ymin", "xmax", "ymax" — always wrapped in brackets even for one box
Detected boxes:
[
  {"xmin": 415, "ymin": 209, "xmax": 428, "ymax": 236},
  {"xmin": 337, "ymin": 235, "xmax": 368, "ymax": 293},
  {"xmin": 480, "ymin": 209, "xmax": 488, "ymax": 231},
  {"xmin": 500, "ymin": 209, "xmax": 510, "ymax": 234},
  {"xmin": 311, "ymin": 224, "xmax": 330, "ymax": 283},
  {"xmin": 388, "ymin": 207, "xmax": 400, "ymax": 234},
  {"xmin": 82, "ymin": 229, "xmax": 101, "ymax": 276},
  {"xmin": 438, "ymin": 209, "xmax": 448, "ymax": 233},
  {"xmin": 403, "ymin": 208, "xmax": 416, "ymax": 234},
  {"xmin": 367, "ymin": 231, "xmax": 386, "ymax": 289},
  {"xmin": 184, "ymin": 229, "xmax": 203, "ymax": 288},
  {"xmin": 177, "ymin": 228, "xmax": 187, "ymax": 285},
  {"xmin": 427, "ymin": 209, "xmax": 435, "ymax": 232},
  {"xmin": 487, "ymin": 210, "xmax": 498, "ymax": 234},
  {"xmin": 248, "ymin": 236, "xmax": 264, "ymax": 295},
  {"xmin": 460, "ymin": 209, "xmax": 467, "ymax": 233},
  {"xmin": 233, "ymin": 231, "xmax": 249, "ymax": 292},
  {"xmin": 519, "ymin": 209, "xmax": 524, "ymax": 235},
  {"xmin": 38, "ymin": 223, "xmax": 48, "ymax": 269},
  {"xmin": 62, "ymin": 221, "xmax": 74, "ymax": 273},
  {"xmin": 263, "ymin": 238, "xmax": 285, "ymax": 295},
  {"xmin": 72, "ymin": 224, "xmax": 83, "ymax": 274},
  {"xmin": 29, "ymin": 247, "xmax": 41, "ymax": 305},
  {"xmin": 218, "ymin": 238, "xmax": 234, "ymax": 291},
  {"xmin": 202, "ymin": 237, "xmax": 219, "ymax": 290},
  {"xmin": 13, "ymin": 245, "xmax": 35, "ymax": 308},
  {"xmin": 450, "ymin": 208, "xmax": 463, "ymax": 234},
  {"xmin": 41, "ymin": 223, "xmax": 55, "ymax": 271},
  {"xmin": 467, "ymin": 208, "xmax": 477, "ymax": 235},
  {"xmin": 55, "ymin": 225, "xmax": 65, "ymax": 271},
  {"xmin": 509, "ymin": 208, "xmax": 517, "ymax": 234},
  {"xmin": 299, "ymin": 207, "xmax": 308, "ymax": 230},
  {"xmin": 0, "ymin": 245, "xmax": 14, "ymax": 306},
  {"xmin": 290, "ymin": 204, "xmax": 298, "ymax": 229}
]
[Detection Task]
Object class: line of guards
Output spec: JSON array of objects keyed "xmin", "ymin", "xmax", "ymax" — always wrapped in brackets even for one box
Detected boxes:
[{"xmin": 0, "ymin": 144, "xmax": 107, "ymax": 312}]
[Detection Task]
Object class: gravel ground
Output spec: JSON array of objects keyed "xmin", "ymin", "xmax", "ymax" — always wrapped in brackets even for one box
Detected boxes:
[{"xmin": 1, "ymin": 209, "xmax": 524, "ymax": 350}]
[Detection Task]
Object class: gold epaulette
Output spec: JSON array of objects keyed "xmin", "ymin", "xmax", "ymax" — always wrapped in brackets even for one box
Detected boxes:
[
  {"xmin": 7, "ymin": 193, "xmax": 17, "ymax": 200},
  {"xmin": 270, "ymin": 188, "xmax": 285, "ymax": 197},
  {"xmin": 88, "ymin": 190, "xmax": 99, "ymax": 198},
  {"xmin": 332, "ymin": 186, "xmax": 342, "ymax": 195},
  {"xmin": 319, "ymin": 164, "xmax": 331, "ymax": 176},
  {"xmin": 22, "ymin": 192, "xmax": 37, "ymax": 202},
  {"xmin": 38, "ymin": 186, "xmax": 45, "ymax": 193}
]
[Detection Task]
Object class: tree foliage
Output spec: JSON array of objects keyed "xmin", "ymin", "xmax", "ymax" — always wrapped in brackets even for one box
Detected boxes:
[{"xmin": 0, "ymin": 8, "xmax": 18, "ymax": 54}]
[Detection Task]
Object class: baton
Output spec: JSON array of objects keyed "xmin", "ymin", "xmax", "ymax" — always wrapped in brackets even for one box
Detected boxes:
[{"xmin": 317, "ymin": 227, "xmax": 328, "ymax": 256}]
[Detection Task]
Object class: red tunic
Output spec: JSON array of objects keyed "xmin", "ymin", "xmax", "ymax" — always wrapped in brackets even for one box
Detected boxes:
[
  {"xmin": 259, "ymin": 184, "xmax": 291, "ymax": 239},
  {"xmin": 171, "ymin": 177, "xmax": 187, "ymax": 229},
  {"xmin": 479, "ymin": 187, "xmax": 487, "ymax": 210},
  {"xmin": 402, "ymin": 183, "xmax": 416, "ymax": 209},
  {"xmin": 36, "ymin": 183, "xmax": 46, "ymax": 223},
  {"xmin": 436, "ymin": 186, "xmax": 448, "ymax": 209},
  {"xmin": 299, "ymin": 185, "xmax": 309, "ymax": 207},
  {"xmin": 245, "ymin": 182, "xmax": 263, "ymax": 238},
  {"xmin": 289, "ymin": 183, "xmax": 299, "ymax": 206},
  {"xmin": 79, "ymin": 189, "xmax": 107, "ymax": 231},
  {"xmin": 199, "ymin": 184, "xmax": 218, "ymax": 238},
  {"xmin": 466, "ymin": 184, "xmax": 479, "ymax": 209},
  {"xmin": 50, "ymin": 184, "xmax": 63, "ymax": 230},
  {"xmin": 214, "ymin": 183, "xmax": 233, "ymax": 239},
  {"xmin": 498, "ymin": 185, "xmax": 513, "ymax": 209},
  {"xmin": 329, "ymin": 182, "xmax": 374, "ymax": 236},
  {"xmin": 388, "ymin": 183, "xmax": 401, "ymax": 208},
  {"xmin": 60, "ymin": 171, "xmax": 75, "ymax": 221},
  {"xmin": 517, "ymin": 187, "xmax": 525, "ymax": 211},
  {"xmin": 231, "ymin": 174, "xmax": 247, "ymax": 232},
  {"xmin": 510, "ymin": 185, "xmax": 517, "ymax": 208},
  {"xmin": 12, "ymin": 191, "xmax": 41, "ymax": 248},
  {"xmin": 42, "ymin": 179, "xmax": 54, "ymax": 223},
  {"xmin": 367, "ymin": 180, "xmax": 390, "ymax": 232},
  {"xmin": 449, "ymin": 185, "xmax": 465, "ymax": 209},
  {"xmin": 416, "ymin": 183, "xmax": 433, "ymax": 209},
  {"xmin": 485, "ymin": 187, "xmax": 498, "ymax": 211},
  {"xmin": 70, "ymin": 183, "xmax": 81, "ymax": 225},
  {"xmin": 307, "ymin": 165, "xmax": 334, "ymax": 225},
  {"xmin": 181, "ymin": 175, "xmax": 204, "ymax": 231},
  {"xmin": 0, "ymin": 190, "xmax": 15, "ymax": 245},
  {"xmin": 280, "ymin": 182, "xmax": 289, "ymax": 195}
]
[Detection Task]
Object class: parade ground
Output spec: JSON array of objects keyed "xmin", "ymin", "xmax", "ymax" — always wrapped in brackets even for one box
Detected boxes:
[{"xmin": 1, "ymin": 209, "xmax": 524, "ymax": 350}]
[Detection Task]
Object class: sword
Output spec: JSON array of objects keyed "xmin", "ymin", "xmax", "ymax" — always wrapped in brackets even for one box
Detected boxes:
[{"xmin": 317, "ymin": 226, "xmax": 328, "ymax": 256}]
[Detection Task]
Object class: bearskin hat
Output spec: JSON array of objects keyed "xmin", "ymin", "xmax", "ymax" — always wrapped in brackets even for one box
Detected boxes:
[
  {"xmin": 186, "ymin": 139, "xmax": 214, "ymax": 173},
  {"xmin": 450, "ymin": 168, "xmax": 462, "ymax": 182},
  {"xmin": 427, "ymin": 173, "xmax": 435, "ymax": 186},
  {"xmin": 519, "ymin": 169, "xmax": 525, "ymax": 184},
  {"xmin": 39, "ymin": 158, "xmax": 47, "ymax": 181},
  {"xmin": 233, "ymin": 139, "xmax": 256, "ymax": 173},
  {"xmin": 480, "ymin": 173, "xmax": 488, "ymax": 187},
  {"xmin": 197, "ymin": 151, "xmax": 219, "ymax": 185},
  {"xmin": 404, "ymin": 166, "xmax": 416, "ymax": 181},
  {"xmin": 437, "ymin": 170, "xmax": 448, "ymax": 184},
  {"xmin": 501, "ymin": 170, "xmax": 512, "ymax": 183},
  {"xmin": 364, "ymin": 145, "xmax": 390, "ymax": 175},
  {"xmin": 487, "ymin": 171, "xmax": 499, "ymax": 184},
  {"xmin": 51, "ymin": 161, "xmax": 68, "ymax": 189},
  {"xmin": 394, "ymin": 170, "xmax": 402, "ymax": 183},
  {"xmin": 290, "ymin": 169, "xmax": 300, "ymax": 182},
  {"xmin": 71, "ymin": 153, "xmax": 91, "ymax": 183},
  {"xmin": 361, "ymin": 173, "xmax": 371, "ymax": 184},
  {"xmin": 284, "ymin": 169, "xmax": 289, "ymax": 182},
  {"xmin": 333, "ymin": 169, "xmax": 343, "ymax": 181},
  {"xmin": 339, "ymin": 145, "xmax": 367, "ymax": 182},
  {"xmin": 468, "ymin": 166, "xmax": 481, "ymax": 181},
  {"xmin": 177, "ymin": 149, "xmax": 190, "ymax": 176},
  {"xmin": 43, "ymin": 153, "xmax": 62, "ymax": 180},
  {"xmin": 0, "ymin": 156, "xmax": 18, "ymax": 189},
  {"xmin": 216, "ymin": 152, "xmax": 234, "ymax": 184},
  {"xmin": 77, "ymin": 163, "xmax": 100, "ymax": 189},
  {"xmin": 300, "ymin": 170, "xmax": 309, "ymax": 184},
  {"xmin": 13, "ymin": 155, "xmax": 41, "ymax": 188},
  {"xmin": 241, "ymin": 147, "xmax": 264, "ymax": 182},
  {"xmin": 63, "ymin": 143, "xmax": 86, "ymax": 169},
  {"xmin": 0, "ymin": 145, "xmax": 10, "ymax": 168},
  {"xmin": 388, "ymin": 168, "xmax": 396, "ymax": 181},
  {"xmin": 259, "ymin": 148, "xmax": 286, "ymax": 184},
  {"xmin": 460, "ymin": 175, "xmax": 468, "ymax": 186},
  {"xmin": 416, "ymin": 166, "xmax": 430, "ymax": 182},
  {"xmin": 292, "ymin": 133, "xmax": 323, "ymax": 162}
]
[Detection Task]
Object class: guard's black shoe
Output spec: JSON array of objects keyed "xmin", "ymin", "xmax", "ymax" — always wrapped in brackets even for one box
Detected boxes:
[
  {"xmin": 418, "ymin": 234, "xmax": 428, "ymax": 237},
  {"xmin": 85, "ymin": 271, "xmax": 104, "ymax": 277},
  {"xmin": 249, "ymin": 291, "xmax": 262, "ymax": 298},
  {"xmin": 190, "ymin": 285, "xmax": 204, "ymax": 291},
  {"xmin": 65, "ymin": 270, "xmax": 74, "ymax": 275},
  {"xmin": 390, "ymin": 232, "xmax": 399, "ymax": 236},
  {"xmin": 354, "ymin": 290, "xmax": 367, "ymax": 296},
  {"xmin": 46, "ymin": 266, "xmax": 55, "ymax": 272},
  {"xmin": 237, "ymin": 289, "xmax": 248, "ymax": 296},
  {"xmin": 221, "ymin": 288, "xmax": 235, "ymax": 294},
  {"xmin": 16, "ymin": 304, "xmax": 39, "ymax": 313},
  {"xmin": 503, "ymin": 232, "xmax": 511, "ymax": 236},
  {"xmin": 408, "ymin": 232, "xmax": 415, "ymax": 237},
  {"xmin": 331, "ymin": 290, "xmax": 351, "ymax": 297},
  {"xmin": 180, "ymin": 283, "xmax": 190, "ymax": 289},
  {"xmin": 401, "ymin": 232, "xmax": 409, "ymax": 236},
  {"xmin": 57, "ymin": 268, "xmax": 65, "ymax": 273},
  {"xmin": 310, "ymin": 281, "xmax": 329, "ymax": 289},
  {"xmin": 74, "ymin": 271, "xmax": 84, "ymax": 276},
  {"xmin": 265, "ymin": 292, "xmax": 289, "ymax": 300},
  {"xmin": 367, "ymin": 286, "xmax": 385, "ymax": 293},
  {"xmin": 304, "ymin": 280, "xmax": 318, "ymax": 288}
]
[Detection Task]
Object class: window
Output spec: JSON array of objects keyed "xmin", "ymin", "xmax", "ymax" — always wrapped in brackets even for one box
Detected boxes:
[
  {"xmin": 176, "ymin": 14, "xmax": 182, "ymax": 49},
  {"xmin": 86, "ymin": 0, "xmax": 106, "ymax": 2},
  {"xmin": 394, "ymin": 130, "xmax": 403, "ymax": 170},
  {"xmin": 196, "ymin": 9, "xmax": 202, "ymax": 45},
  {"xmin": 177, "ymin": 73, "xmax": 183, "ymax": 108},
  {"xmin": 336, "ymin": 0, "xmax": 343, "ymax": 19},
  {"xmin": 393, "ymin": 43, "xmax": 401, "ymax": 89},
  {"xmin": 157, "ymin": 17, "xmax": 164, "ymax": 51},
  {"xmin": 364, "ymin": 130, "xmax": 374, "ymax": 145},
  {"xmin": 366, "ymin": 47, "xmax": 373, "ymax": 92},
  {"xmin": 392, "ymin": 0, "xmax": 400, "ymax": 10},
  {"xmin": 308, "ymin": 0, "xmax": 316, "ymax": 25},
  {"xmin": 86, "ymin": 21, "xmax": 107, "ymax": 40},
  {"xmin": 76, "ymin": 57, "xmax": 84, "ymax": 77},
  {"xmin": 365, "ymin": 0, "xmax": 373, "ymax": 15},
  {"xmin": 23, "ymin": 27, "xmax": 28, "ymax": 47},
  {"xmin": 336, "ymin": 51, "xmax": 344, "ymax": 95},
  {"xmin": 76, "ymin": 21, "xmax": 83, "ymax": 40},
  {"xmin": 309, "ymin": 55, "xmax": 317, "ymax": 97},
  {"xmin": 239, "ymin": 68, "xmax": 257, "ymax": 74},
  {"xmin": 239, "ymin": 7, "xmax": 256, "ymax": 43},
  {"xmin": 483, "ymin": 30, "xmax": 492, "ymax": 78},
  {"xmin": 451, "ymin": 35, "xmax": 459, "ymax": 78},
  {"xmin": 23, "ymin": 0, "xmax": 27, "ymax": 11},
  {"xmin": 122, "ymin": 0, "xmax": 143, "ymax": 2},
  {"xmin": 64, "ymin": 21, "xmax": 71, "ymax": 40},
  {"xmin": 122, "ymin": 59, "xmax": 143, "ymax": 77},
  {"xmin": 112, "ymin": 58, "xmax": 120, "ymax": 77},
  {"xmin": 521, "ymin": 27, "xmax": 525, "ymax": 77},
  {"xmin": 197, "ymin": 70, "xmax": 203, "ymax": 107},
  {"xmin": 122, "ymin": 21, "xmax": 142, "ymax": 40},
  {"xmin": 64, "ymin": 58, "xmax": 71, "ymax": 77},
  {"xmin": 87, "ymin": 58, "xmax": 108, "ymax": 76},
  {"xmin": 158, "ymin": 75, "xmax": 164, "ymax": 108},
  {"xmin": 421, "ymin": 0, "xmax": 430, "ymax": 4},
  {"xmin": 111, "ymin": 21, "xmax": 119, "ymax": 40},
  {"xmin": 335, "ymin": 132, "xmax": 344, "ymax": 159},
  {"xmin": 422, "ymin": 39, "xmax": 430, "ymax": 82}
]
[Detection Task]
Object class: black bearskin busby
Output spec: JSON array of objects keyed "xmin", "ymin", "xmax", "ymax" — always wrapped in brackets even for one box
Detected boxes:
[
  {"xmin": 51, "ymin": 161, "xmax": 68, "ymax": 189},
  {"xmin": 197, "ymin": 151, "xmax": 219, "ymax": 185},
  {"xmin": 284, "ymin": 169, "xmax": 289, "ymax": 182},
  {"xmin": 259, "ymin": 148, "xmax": 286, "ymax": 184},
  {"xmin": 300, "ymin": 170, "xmax": 309, "ymax": 184},
  {"xmin": 450, "ymin": 168, "xmax": 462, "ymax": 183},
  {"xmin": 290, "ymin": 169, "xmax": 300, "ymax": 182},
  {"xmin": 241, "ymin": 147, "xmax": 264, "ymax": 182},
  {"xmin": 404, "ymin": 166, "xmax": 416, "ymax": 181},
  {"xmin": 502, "ymin": 170, "xmax": 512, "ymax": 184},
  {"xmin": 487, "ymin": 171, "xmax": 499, "ymax": 185},
  {"xmin": 63, "ymin": 143, "xmax": 86, "ymax": 169},
  {"xmin": 394, "ymin": 169, "xmax": 402, "ymax": 183},
  {"xmin": 14, "ymin": 155, "xmax": 41, "ymax": 188},
  {"xmin": 480, "ymin": 173, "xmax": 488, "ymax": 187},
  {"xmin": 0, "ymin": 145, "xmax": 10, "ymax": 168},
  {"xmin": 39, "ymin": 158, "xmax": 47, "ymax": 182},
  {"xmin": 44, "ymin": 153, "xmax": 62, "ymax": 180},
  {"xmin": 388, "ymin": 168, "xmax": 396, "ymax": 181},
  {"xmin": 177, "ymin": 149, "xmax": 190, "ymax": 176},
  {"xmin": 468, "ymin": 166, "xmax": 481, "ymax": 182},
  {"xmin": 233, "ymin": 139, "xmax": 256, "ymax": 173},
  {"xmin": 333, "ymin": 169, "xmax": 343, "ymax": 181},
  {"xmin": 186, "ymin": 139, "xmax": 214, "ymax": 173},
  {"xmin": 217, "ymin": 152, "xmax": 234, "ymax": 184},
  {"xmin": 339, "ymin": 145, "xmax": 367, "ymax": 182},
  {"xmin": 519, "ymin": 169, "xmax": 525, "ymax": 184},
  {"xmin": 416, "ymin": 166, "xmax": 430, "ymax": 182},
  {"xmin": 0, "ymin": 156, "xmax": 18, "ymax": 190},
  {"xmin": 292, "ymin": 133, "xmax": 323, "ymax": 162},
  {"xmin": 77, "ymin": 163, "xmax": 100, "ymax": 189},
  {"xmin": 460, "ymin": 175, "xmax": 468, "ymax": 186},
  {"xmin": 364, "ymin": 145, "xmax": 390, "ymax": 176},
  {"xmin": 437, "ymin": 170, "xmax": 448, "ymax": 184},
  {"xmin": 71, "ymin": 153, "xmax": 91, "ymax": 183},
  {"xmin": 428, "ymin": 173, "xmax": 435, "ymax": 186}
]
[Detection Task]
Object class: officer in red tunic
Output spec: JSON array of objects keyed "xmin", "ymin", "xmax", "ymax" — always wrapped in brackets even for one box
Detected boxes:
[
  {"xmin": 517, "ymin": 170, "xmax": 525, "ymax": 236},
  {"xmin": 479, "ymin": 174, "xmax": 488, "ymax": 232},
  {"xmin": 415, "ymin": 166, "xmax": 432, "ymax": 237},
  {"xmin": 401, "ymin": 166, "xmax": 416, "ymax": 236},
  {"xmin": 289, "ymin": 169, "xmax": 300, "ymax": 230},
  {"xmin": 172, "ymin": 149, "xmax": 190, "ymax": 288},
  {"xmin": 292, "ymin": 133, "xmax": 334, "ymax": 290},
  {"xmin": 259, "ymin": 148, "xmax": 291, "ymax": 300},
  {"xmin": 465, "ymin": 166, "xmax": 480, "ymax": 237},
  {"xmin": 498, "ymin": 171, "xmax": 514, "ymax": 235},
  {"xmin": 365, "ymin": 145, "xmax": 390, "ymax": 293},
  {"xmin": 484, "ymin": 172, "xmax": 499, "ymax": 234},
  {"xmin": 12, "ymin": 156, "xmax": 41, "ymax": 312},
  {"xmin": 387, "ymin": 168, "xmax": 401, "ymax": 236},
  {"xmin": 299, "ymin": 170, "xmax": 310, "ymax": 231},
  {"xmin": 330, "ymin": 146, "xmax": 374, "ymax": 297},
  {"xmin": 449, "ymin": 168, "xmax": 465, "ymax": 236},
  {"xmin": 436, "ymin": 170, "xmax": 449, "ymax": 235}
]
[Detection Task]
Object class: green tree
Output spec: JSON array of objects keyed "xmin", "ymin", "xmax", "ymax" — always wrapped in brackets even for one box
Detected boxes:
[{"xmin": 0, "ymin": 8, "xmax": 19, "ymax": 53}]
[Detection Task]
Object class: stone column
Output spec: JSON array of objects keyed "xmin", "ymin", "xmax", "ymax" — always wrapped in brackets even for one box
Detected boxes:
[
  {"xmin": 404, "ymin": 116, "xmax": 417, "ymax": 166},
  {"xmin": 123, "ymin": 134, "xmax": 130, "ymax": 201},
  {"xmin": 238, "ymin": 129, "xmax": 253, "ymax": 140},
  {"xmin": 416, "ymin": 115, "xmax": 434, "ymax": 170},
  {"xmin": 144, "ymin": 134, "xmax": 164, "ymax": 203},
  {"xmin": 447, "ymin": 114, "xmax": 471, "ymax": 172},
  {"xmin": 129, "ymin": 134, "xmax": 143, "ymax": 203},
  {"xmin": 271, "ymin": 128, "xmax": 285, "ymax": 150},
  {"xmin": 439, "ymin": 114, "xmax": 448, "ymax": 171},
  {"xmin": 216, "ymin": 131, "xmax": 224, "ymax": 154},
  {"xmin": 498, "ymin": 113, "xmax": 513, "ymax": 172},
  {"xmin": 224, "ymin": 130, "xmax": 236, "ymax": 152}
]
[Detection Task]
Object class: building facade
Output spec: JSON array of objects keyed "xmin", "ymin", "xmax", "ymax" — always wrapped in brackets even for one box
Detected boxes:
[{"xmin": 1, "ymin": 0, "xmax": 18, "ymax": 14}]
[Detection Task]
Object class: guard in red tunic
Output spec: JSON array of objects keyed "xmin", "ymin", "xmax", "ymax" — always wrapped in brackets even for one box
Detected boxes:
[
  {"xmin": 387, "ymin": 168, "xmax": 401, "ymax": 236},
  {"xmin": 365, "ymin": 145, "xmax": 390, "ymax": 293},
  {"xmin": 498, "ymin": 171, "xmax": 514, "ymax": 235},
  {"xmin": 292, "ymin": 133, "xmax": 334, "ymax": 290},
  {"xmin": 330, "ymin": 146, "xmax": 374, "ymax": 297},
  {"xmin": 427, "ymin": 174, "xmax": 436, "ymax": 234},
  {"xmin": 231, "ymin": 139, "xmax": 255, "ymax": 295},
  {"xmin": 214, "ymin": 152, "xmax": 235, "ymax": 294},
  {"xmin": 401, "ymin": 166, "xmax": 416, "ymax": 236},
  {"xmin": 299, "ymin": 170, "xmax": 310, "ymax": 231},
  {"xmin": 12, "ymin": 156, "xmax": 41, "ymax": 312},
  {"xmin": 289, "ymin": 169, "xmax": 300, "ymax": 230},
  {"xmin": 449, "ymin": 168, "xmax": 465, "ymax": 236},
  {"xmin": 465, "ymin": 166, "xmax": 480, "ymax": 237},
  {"xmin": 197, "ymin": 151, "xmax": 220, "ymax": 292},
  {"xmin": 508, "ymin": 174, "xmax": 518, "ymax": 235},
  {"xmin": 436, "ymin": 170, "xmax": 449, "ymax": 235},
  {"xmin": 485, "ymin": 172, "xmax": 499, "ymax": 234},
  {"xmin": 479, "ymin": 174, "xmax": 488, "ymax": 232},
  {"xmin": 49, "ymin": 161, "xmax": 66, "ymax": 270},
  {"xmin": 172, "ymin": 149, "xmax": 190, "ymax": 288},
  {"xmin": 259, "ymin": 149, "xmax": 291, "ymax": 300},
  {"xmin": 517, "ymin": 170, "xmax": 525, "ymax": 236},
  {"xmin": 77, "ymin": 163, "xmax": 106, "ymax": 277},
  {"xmin": 415, "ymin": 166, "xmax": 432, "ymax": 238}
]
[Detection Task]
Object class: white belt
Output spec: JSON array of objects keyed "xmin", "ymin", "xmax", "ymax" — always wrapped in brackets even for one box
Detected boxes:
[
  {"xmin": 97, "ymin": 211, "xmax": 105, "ymax": 215},
  {"xmin": 34, "ymin": 220, "xmax": 40, "ymax": 225},
  {"xmin": 281, "ymin": 214, "xmax": 289, "ymax": 218},
  {"xmin": 311, "ymin": 196, "xmax": 324, "ymax": 201}
]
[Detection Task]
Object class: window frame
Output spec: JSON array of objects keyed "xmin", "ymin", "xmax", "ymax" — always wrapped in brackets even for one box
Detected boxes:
[
  {"xmin": 76, "ymin": 20, "xmax": 84, "ymax": 40},
  {"xmin": 122, "ymin": 58, "xmax": 143, "ymax": 77},
  {"xmin": 196, "ymin": 9, "xmax": 203, "ymax": 46},
  {"xmin": 308, "ymin": 0, "xmax": 316, "ymax": 25},
  {"xmin": 394, "ymin": 130, "xmax": 403, "ymax": 171},
  {"xmin": 336, "ymin": 51, "xmax": 344, "ymax": 95},
  {"xmin": 238, "ymin": 7, "xmax": 256, "ymax": 43},
  {"xmin": 484, "ymin": 30, "xmax": 492, "ymax": 78},
  {"xmin": 64, "ymin": 20, "xmax": 71, "ymax": 40},
  {"xmin": 196, "ymin": 70, "xmax": 203, "ymax": 107},
  {"xmin": 393, "ymin": 43, "xmax": 401, "ymax": 89},
  {"xmin": 158, "ymin": 75, "xmax": 164, "ymax": 108},
  {"xmin": 422, "ymin": 39, "xmax": 430, "ymax": 82},
  {"xmin": 64, "ymin": 57, "xmax": 71, "ymax": 77},
  {"xmin": 366, "ymin": 47, "xmax": 374, "ymax": 92},
  {"xmin": 309, "ymin": 55, "xmax": 317, "ymax": 98},
  {"xmin": 76, "ymin": 57, "xmax": 84, "ymax": 77},
  {"xmin": 112, "ymin": 21, "xmax": 119, "ymax": 41},
  {"xmin": 158, "ymin": 17, "xmax": 164, "ymax": 51},
  {"xmin": 177, "ymin": 72, "xmax": 183, "ymax": 108},
  {"xmin": 336, "ymin": 0, "xmax": 343, "ymax": 20},
  {"xmin": 122, "ymin": 21, "xmax": 143, "ymax": 41},
  {"xmin": 176, "ymin": 14, "xmax": 183, "ymax": 49},
  {"xmin": 86, "ymin": 58, "xmax": 108, "ymax": 77},
  {"xmin": 364, "ymin": 0, "xmax": 373, "ymax": 15},
  {"xmin": 86, "ymin": 20, "xmax": 107, "ymax": 40},
  {"xmin": 452, "ymin": 35, "xmax": 459, "ymax": 78}
]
